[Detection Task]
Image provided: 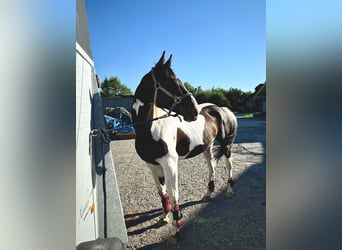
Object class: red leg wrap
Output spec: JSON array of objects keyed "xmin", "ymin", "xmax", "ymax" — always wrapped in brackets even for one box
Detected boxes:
[
  {"xmin": 208, "ymin": 180, "xmax": 215, "ymax": 192},
  {"xmin": 162, "ymin": 195, "xmax": 171, "ymax": 213},
  {"xmin": 176, "ymin": 219, "xmax": 183, "ymax": 228},
  {"xmin": 173, "ymin": 205, "xmax": 183, "ymax": 228}
]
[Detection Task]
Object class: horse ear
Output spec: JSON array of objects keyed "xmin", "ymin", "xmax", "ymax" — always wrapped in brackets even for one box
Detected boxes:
[
  {"xmin": 156, "ymin": 51, "xmax": 166, "ymax": 67},
  {"xmin": 165, "ymin": 54, "xmax": 172, "ymax": 68}
]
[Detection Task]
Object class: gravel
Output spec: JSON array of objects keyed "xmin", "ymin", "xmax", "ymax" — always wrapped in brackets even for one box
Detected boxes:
[{"xmin": 111, "ymin": 118, "xmax": 265, "ymax": 249}]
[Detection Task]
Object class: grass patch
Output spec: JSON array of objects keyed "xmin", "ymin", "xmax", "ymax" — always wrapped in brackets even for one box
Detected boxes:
[{"xmin": 240, "ymin": 113, "xmax": 254, "ymax": 118}]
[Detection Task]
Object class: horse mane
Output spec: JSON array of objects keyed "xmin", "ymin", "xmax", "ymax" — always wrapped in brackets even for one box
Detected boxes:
[{"xmin": 166, "ymin": 68, "xmax": 176, "ymax": 79}]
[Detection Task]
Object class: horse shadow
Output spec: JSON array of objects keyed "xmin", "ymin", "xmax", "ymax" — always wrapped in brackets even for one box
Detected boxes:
[
  {"xmin": 124, "ymin": 208, "xmax": 162, "ymax": 236},
  {"xmin": 178, "ymin": 163, "xmax": 265, "ymax": 249},
  {"xmin": 124, "ymin": 200, "xmax": 204, "ymax": 236},
  {"xmin": 137, "ymin": 161, "xmax": 266, "ymax": 250},
  {"xmin": 127, "ymin": 117, "xmax": 266, "ymax": 249}
]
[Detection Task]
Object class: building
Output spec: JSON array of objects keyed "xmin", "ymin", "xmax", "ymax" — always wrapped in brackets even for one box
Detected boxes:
[
  {"xmin": 247, "ymin": 82, "xmax": 266, "ymax": 116},
  {"xmin": 101, "ymin": 95, "xmax": 134, "ymax": 114}
]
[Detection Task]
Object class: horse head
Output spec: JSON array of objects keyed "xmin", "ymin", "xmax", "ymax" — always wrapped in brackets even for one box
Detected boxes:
[{"xmin": 134, "ymin": 51, "xmax": 198, "ymax": 122}]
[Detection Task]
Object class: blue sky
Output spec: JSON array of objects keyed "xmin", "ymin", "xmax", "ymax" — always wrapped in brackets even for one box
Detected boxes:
[{"xmin": 85, "ymin": 0, "xmax": 265, "ymax": 93}]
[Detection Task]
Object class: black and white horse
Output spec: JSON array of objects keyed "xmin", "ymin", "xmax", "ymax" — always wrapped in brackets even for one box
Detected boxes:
[{"xmin": 132, "ymin": 51, "xmax": 237, "ymax": 234}]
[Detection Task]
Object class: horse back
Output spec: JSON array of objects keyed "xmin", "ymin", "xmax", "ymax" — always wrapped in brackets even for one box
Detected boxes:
[
  {"xmin": 199, "ymin": 103, "xmax": 237, "ymax": 150},
  {"xmin": 176, "ymin": 103, "xmax": 237, "ymax": 159}
]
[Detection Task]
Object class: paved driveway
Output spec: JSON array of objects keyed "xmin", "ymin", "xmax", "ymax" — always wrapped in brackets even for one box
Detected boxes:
[{"xmin": 111, "ymin": 117, "xmax": 265, "ymax": 249}]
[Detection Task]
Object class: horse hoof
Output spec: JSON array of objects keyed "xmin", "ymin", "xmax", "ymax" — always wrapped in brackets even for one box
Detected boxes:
[
  {"xmin": 201, "ymin": 195, "xmax": 212, "ymax": 202},
  {"xmin": 167, "ymin": 235, "xmax": 177, "ymax": 246},
  {"xmin": 158, "ymin": 218, "xmax": 168, "ymax": 225},
  {"xmin": 202, "ymin": 192, "xmax": 213, "ymax": 202},
  {"xmin": 159, "ymin": 213, "xmax": 171, "ymax": 225},
  {"xmin": 226, "ymin": 192, "xmax": 233, "ymax": 199}
]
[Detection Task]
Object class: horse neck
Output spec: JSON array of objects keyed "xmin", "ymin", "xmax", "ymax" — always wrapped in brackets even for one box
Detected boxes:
[
  {"xmin": 133, "ymin": 99, "xmax": 167, "ymax": 120},
  {"xmin": 132, "ymin": 72, "xmax": 170, "ymax": 124},
  {"xmin": 132, "ymin": 97, "xmax": 151, "ymax": 121},
  {"xmin": 133, "ymin": 82, "xmax": 165, "ymax": 123},
  {"xmin": 134, "ymin": 72, "xmax": 155, "ymax": 102}
]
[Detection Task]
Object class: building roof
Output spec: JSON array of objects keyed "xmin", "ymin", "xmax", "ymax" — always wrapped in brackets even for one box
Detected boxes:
[{"xmin": 253, "ymin": 82, "xmax": 266, "ymax": 100}]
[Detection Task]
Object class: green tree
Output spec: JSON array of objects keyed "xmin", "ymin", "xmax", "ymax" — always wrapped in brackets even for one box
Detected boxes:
[
  {"xmin": 182, "ymin": 82, "xmax": 256, "ymax": 111},
  {"xmin": 184, "ymin": 82, "xmax": 205, "ymax": 96},
  {"xmin": 209, "ymin": 88, "xmax": 231, "ymax": 107},
  {"xmin": 195, "ymin": 90, "xmax": 209, "ymax": 104},
  {"xmin": 224, "ymin": 88, "xmax": 254, "ymax": 111},
  {"xmin": 194, "ymin": 88, "xmax": 230, "ymax": 107},
  {"xmin": 101, "ymin": 77, "xmax": 132, "ymax": 98},
  {"xmin": 183, "ymin": 82, "xmax": 196, "ymax": 94}
]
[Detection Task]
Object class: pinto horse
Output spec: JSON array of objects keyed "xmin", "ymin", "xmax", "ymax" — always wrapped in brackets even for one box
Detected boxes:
[{"xmin": 132, "ymin": 51, "xmax": 237, "ymax": 234}]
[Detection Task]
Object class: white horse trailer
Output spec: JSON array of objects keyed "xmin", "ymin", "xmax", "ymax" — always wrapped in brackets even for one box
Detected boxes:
[{"xmin": 76, "ymin": 0, "xmax": 127, "ymax": 248}]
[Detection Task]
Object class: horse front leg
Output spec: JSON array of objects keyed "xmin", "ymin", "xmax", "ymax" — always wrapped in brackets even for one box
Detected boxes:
[
  {"xmin": 161, "ymin": 158, "xmax": 183, "ymax": 236},
  {"xmin": 147, "ymin": 164, "xmax": 172, "ymax": 224}
]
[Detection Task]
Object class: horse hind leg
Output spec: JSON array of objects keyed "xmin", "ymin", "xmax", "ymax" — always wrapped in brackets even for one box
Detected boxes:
[
  {"xmin": 202, "ymin": 147, "xmax": 218, "ymax": 201},
  {"xmin": 224, "ymin": 150, "xmax": 234, "ymax": 198},
  {"xmin": 147, "ymin": 164, "xmax": 172, "ymax": 224}
]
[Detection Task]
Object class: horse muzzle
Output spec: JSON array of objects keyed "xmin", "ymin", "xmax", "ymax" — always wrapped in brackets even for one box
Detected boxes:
[{"xmin": 183, "ymin": 110, "xmax": 198, "ymax": 122}]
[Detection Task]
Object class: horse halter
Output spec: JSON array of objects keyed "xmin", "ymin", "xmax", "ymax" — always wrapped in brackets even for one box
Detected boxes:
[{"xmin": 151, "ymin": 68, "xmax": 191, "ymax": 115}]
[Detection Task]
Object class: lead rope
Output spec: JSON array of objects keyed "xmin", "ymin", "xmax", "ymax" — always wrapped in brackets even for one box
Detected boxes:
[
  {"xmin": 106, "ymin": 69, "xmax": 191, "ymax": 133},
  {"xmin": 105, "ymin": 111, "xmax": 173, "ymax": 134}
]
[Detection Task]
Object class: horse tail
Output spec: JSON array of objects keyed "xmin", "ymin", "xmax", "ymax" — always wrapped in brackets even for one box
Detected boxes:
[{"xmin": 210, "ymin": 106, "xmax": 238, "ymax": 160}]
